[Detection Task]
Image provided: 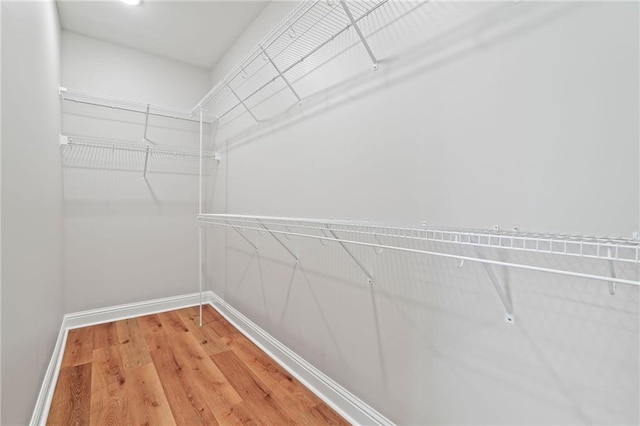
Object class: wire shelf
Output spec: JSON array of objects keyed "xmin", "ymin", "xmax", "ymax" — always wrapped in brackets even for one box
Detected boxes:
[
  {"xmin": 60, "ymin": 87, "xmax": 213, "ymax": 123},
  {"xmin": 61, "ymin": 135, "xmax": 219, "ymax": 177},
  {"xmin": 197, "ymin": 213, "xmax": 640, "ymax": 287},
  {"xmin": 195, "ymin": 0, "xmax": 390, "ymax": 122},
  {"xmin": 62, "ymin": 135, "xmax": 218, "ymax": 159}
]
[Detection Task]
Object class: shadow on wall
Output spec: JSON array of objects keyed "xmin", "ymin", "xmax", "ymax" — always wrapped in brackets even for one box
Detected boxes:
[
  {"xmin": 218, "ymin": 1, "xmax": 583, "ymax": 150},
  {"xmin": 216, "ymin": 223, "xmax": 639, "ymax": 424}
]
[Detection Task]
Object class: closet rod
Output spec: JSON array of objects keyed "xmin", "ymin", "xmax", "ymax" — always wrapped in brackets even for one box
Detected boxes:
[
  {"xmin": 61, "ymin": 135, "xmax": 219, "ymax": 159},
  {"xmin": 60, "ymin": 87, "xmax": 215, "ymax": 124},
  {"xmin": 199, "ymin": 217, "xmax": 639, "ymax": 287},
  {"xmin": 62, "ymin": 97, "xmax": 207, "ymax": 124}
]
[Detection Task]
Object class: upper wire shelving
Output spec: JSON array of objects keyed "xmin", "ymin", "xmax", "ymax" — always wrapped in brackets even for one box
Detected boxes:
[
  {"xmin": 60, "ymin": 87, "xmax": 208, "ymax": 123},
  {"xmin": 194, "ymin": 0, "xmax": 397, "ymax": 124},
  {"xmin": 60, "ymin": 87, "xmax": 218, "ymax": 177}
]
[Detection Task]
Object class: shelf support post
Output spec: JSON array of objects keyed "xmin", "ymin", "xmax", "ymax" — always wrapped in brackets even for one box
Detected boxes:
[
  {"xmin": 259, "ymin": 44, "xmax": 302, "ymax": 104},
  {"xmin": 228, "ymin": 221, "xmax": 259, "ymax": 252},
  {"xmin": 258, "ymin": 220, "xmax": 298, "ymax": 261},
  {"xmin": 199, "ymin": 108, "xmax": 203, "ymax": 215},
  {"xmin": 224, "ymin": 81, "xmax": 260, "ymax": 124},
  {"xmin": 607, "ymin": 247, "xmax": 617, "ymax": 295},
  {"xmin": 142, "ymin": 145, "xmax": 151, "ymax": 178},
  {"xmin": 325, "ymin": 225, "xmax": 373, "ymax": 284},
  {"xmin": 198, "ymin": 222, "xmax": 203, "ymax": 327},
  {"xmin": 143, "ymin": 104, "xmax": 151, "ymax": 142},
  {"xmin": 340, "ymin": 0, "xmax": 379, "ymax": 70},
  {"xmin": 473, "ymin": 245, "xmax": 514, "ymax": 324}
]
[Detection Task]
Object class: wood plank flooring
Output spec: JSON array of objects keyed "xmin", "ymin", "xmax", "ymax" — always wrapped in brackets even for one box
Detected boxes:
[{"xmin": 47, "ymin": 305, "xmax": 348, "ymax": 425}]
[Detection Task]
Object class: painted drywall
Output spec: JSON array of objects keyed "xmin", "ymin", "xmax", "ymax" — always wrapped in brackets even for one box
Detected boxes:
[
  {"xmin": 207, "ymin": 1, "xmax": 639, "ymax": 424},
  {"xmin": 1, "ymin": 1, "xmax": 65, "ymax": 424},
  {"xmin": 61, "ymin": 31, "xmax": 214, "ymax": 313}
]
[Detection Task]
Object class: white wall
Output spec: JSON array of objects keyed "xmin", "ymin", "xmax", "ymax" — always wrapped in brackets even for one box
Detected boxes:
[
  {"xmin": 207, "ymin": 1, "xmax": 639, "ymax": 424},
  {"xmin": 1, "ymin": 1, "xmax": 64, "ymax": 424},
  {"xmin": 61, "ymin": 31, "xmax": 213, "ymax": 312}
]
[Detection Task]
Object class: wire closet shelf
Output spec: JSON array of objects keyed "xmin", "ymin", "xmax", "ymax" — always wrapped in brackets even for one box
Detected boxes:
[
  {"xmin": 61, "ymin": 135, "xmax": 218, "ymax": 159},
  {"xmin": 197, "ymin": 213, "xmax": 640, "ymax": 288},
  {"xmin": 193, "ymin": 0, "xmax": 391, "ymax": 122},
  {"xmin": 60, "ymin": 86, "xmax": 214, "ymax": 123}
]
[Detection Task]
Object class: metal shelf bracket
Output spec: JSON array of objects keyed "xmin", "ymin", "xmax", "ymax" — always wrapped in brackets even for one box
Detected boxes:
[
  {"xmin": 228, "ymin": 221, "xmax": 259, "ymax": 253},
  {"xmin": 142, "ymin": 145, "xmax": 150, "ymax": 179},
  {"xmin": 258, "ymin": 221, "xmax": 298, "ymax": 261},
  {"xmin": 474, "ymin": 246, "xmax": 515, "ymax": 324},
  {"xmin": 340, "ymin": 0, "xmax": 379, "ymax": 70},
  {"xmin": 325, "ymin": 225, "xmax": 374, "ymax": 284},
  {"xmin": 259, "ymin": 44, "xmax": 302, "ymax": 104},
  {"xmin": 143, "ymin": 104, "xmax": 150, "ymax": 142},
  {"xmin": 607, "ymin": 247, "xmax": 617, "ymax": 296},
  {"xmin": 224, "ymin": 81, "xmax": 260, "ymax": 124}
]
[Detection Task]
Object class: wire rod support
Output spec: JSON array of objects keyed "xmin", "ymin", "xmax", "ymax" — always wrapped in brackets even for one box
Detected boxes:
[
  {"xmin": 143, "ymin": 104, "xmax": 151, "ymax": 142},
  {"xmin": 474, "ymin": 244, "xmax": 515, "ymax": 324},
  {"xmin": 142, "ymin": 145, "xmax": 150, "ymax": 179},
  {"xmin": 340, "ymin": 0, "xmax": 379, "ymax": 70},
  {"xmin": 197, "ymin": 216, "xmax": 640, "ymax": 288},
  {"xmin": 224, "ymin": 81, "xmax": 260, "ymax": 124},
  {"xmin": 259, "ymin": 44, "xmax": 302, "ymax": 104},
  {"xmin": 228, "ymin": 221, "xmax": 259, "ymax": 252},
  {"xmin": 258, "ymin": 221, "xmax": 298, "ymax": 261}
]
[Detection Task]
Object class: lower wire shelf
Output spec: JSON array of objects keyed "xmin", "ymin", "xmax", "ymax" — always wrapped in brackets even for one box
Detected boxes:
[
  {"xmin": 197, "ymin": 213, "xmax": 639, "ymax": 287},
  {"xmin": 198, "ymin": 213, "xmax": 639, "ymax": 325}
]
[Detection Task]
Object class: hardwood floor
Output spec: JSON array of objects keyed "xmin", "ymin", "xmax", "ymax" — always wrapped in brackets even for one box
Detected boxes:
[{"xmin": 47, "ymin": 305, "xmax": 349, "ymax": 425}]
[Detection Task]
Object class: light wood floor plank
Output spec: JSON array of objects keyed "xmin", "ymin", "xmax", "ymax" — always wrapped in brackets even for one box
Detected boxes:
[
  {"xmin": 92, "ymin": 322, "xmax": 118, "ymax": 349},
  {"xmin": 47, "ymin": 363, "xmax": 92, "ymax": 426},
  {"xmin": 123, "ymin": 363, "xmax": 176, "ymax": 426},
  {"xmin": 62, "ymin": 327, "xmax": 94, "ymax": 368},
  {"xmin": 89, "ymin": 345, "xmax": 127, "ymax": 425},
  {"xmin": 116, "ymin": 318, "xmax": 152, "ymax": 370},
  {"xmin": 212, "ymin": 350, "xmax": 297, "ymax": 425},
  {"xmin": 47, "ymin": 305, "xmax": 349, "ymax": 425},
  {"xmin": 177, "ymin": 307, "xmax": 231, "ymax": 356},
  {"xmin": 140, "ymin": 314, "xmax": 222, "ymax": 425}
]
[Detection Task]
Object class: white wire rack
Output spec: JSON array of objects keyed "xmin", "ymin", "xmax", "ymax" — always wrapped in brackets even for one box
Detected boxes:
[
  {"xmin": 61, "ymin": 135, "xmax": 219, "ymax": 177},
  {"xmin": 60, "ymin": 87, "xmax": 214, "ymax": 124},
  {"xmin": 194, "ymin": 0, "xmax": 401, "ymax": 122},
  {"xmin": 197, "ymin": 213, "xmax": 640, "ymax": 288}
]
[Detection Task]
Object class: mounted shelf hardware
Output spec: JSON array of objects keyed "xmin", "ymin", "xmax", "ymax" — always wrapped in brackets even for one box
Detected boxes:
[
  {"xmin": 60, "ymin": 135, "xmax": 219, "ymax": 177},
  {"xmin": 340, "ymin": 0, "xmax": 379, "ymax": 70},
  {"xmin": 259, "ymin": 43, "xmax": 302, "ymax": 104},
  {"xmin": 224, "ymin": 81, "xmax": 260, "ymax": 124},
  {"xmin": 228, "ymin": 220, "xmax": 259, "ymax": 252},
  {"xmin": 608, "ymin": 247, "xmax": 617, "ymax": 296},
  {"xmin": 197, "ymin": 214, "xmax": 640, "ymax": 292},
  {"xmin": 325, "ymin": 225, "xmax": 374, "ymax": 284},
  {"xmin": 258, "ymin": 220, "xmax": 298, "ymax": 262},
  {"xmin": 143, "ymin": 104, "xmax": 151, "ymax": 142},
  {"xmin": 193, "ymin": 0, "xmax": 391, "ymax": 125},
  {"xmin": 60, "ymin": 87, "xmax": 214, "ymax": 124},
  {"xmin": 474, "ymin": 245, "xmax": 515, "ymax": 324}
]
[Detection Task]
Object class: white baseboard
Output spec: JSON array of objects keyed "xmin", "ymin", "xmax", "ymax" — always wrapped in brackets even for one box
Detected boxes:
[
  {"xmin": 31, "ymin": 291, "xmax": 392, "ymax": 426},
  {"xmin": 29, "ymin": 320, "xmax": 68, "ymax": 426},
  {"xmin": 207, "ymin": 291, "xmax": 393, "ymax": 426},
  {"xmin": 64, "ymin": 292, "xmax": 204, "ymax": 330},
  {"xmin": 30, "ymin": 292, "xmax": 203, "ymax": 426}
]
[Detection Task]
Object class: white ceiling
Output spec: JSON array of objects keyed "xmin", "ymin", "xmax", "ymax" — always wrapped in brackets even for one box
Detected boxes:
[{"xmin": 56, "ymin": 0, "xmax": 270, "ymax": 69}]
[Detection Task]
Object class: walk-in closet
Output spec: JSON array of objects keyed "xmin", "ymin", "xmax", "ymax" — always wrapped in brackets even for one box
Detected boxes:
[{"xmin": 1, "ymin": 0, "xmax": 638, "ymax": 424}]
